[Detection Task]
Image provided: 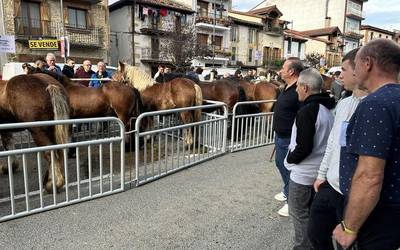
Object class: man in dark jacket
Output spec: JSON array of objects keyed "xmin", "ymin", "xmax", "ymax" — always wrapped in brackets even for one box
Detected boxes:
[
  {"xmin": 44, "ymin": 52, "xmax": 62, "ymax": 76},
  {"xmin": 62, "ymin": 58, "xmax": 75, "ymax": 78},
  {"xmin": 74, "ymin": 60, "xmax": 94, "ymax": 87},
  {"xmin": 284, "ymin": 68, "xmax": 335, "ymax": 249},
  {"xmin": 272, "ymin": 57, "xmax": 304, "ymax": 217}
]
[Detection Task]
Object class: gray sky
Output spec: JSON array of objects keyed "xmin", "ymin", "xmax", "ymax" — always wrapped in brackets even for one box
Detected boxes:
[
  {"xmin": 232, "ymin": 0, "xmax": 400, "ymax": 31},
  {"xmin": 109, "ymin": 0, "xmax": 400, "ymax": 30}
]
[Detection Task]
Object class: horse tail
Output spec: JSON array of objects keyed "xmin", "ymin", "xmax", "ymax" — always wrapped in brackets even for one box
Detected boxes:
[
  {"xmin": 46, "ymin": 84, "xmax": 70, "ymax": 145},
  {"xmin": 193, "ymin": 83, "xmax": 203, "ymax": 122}
]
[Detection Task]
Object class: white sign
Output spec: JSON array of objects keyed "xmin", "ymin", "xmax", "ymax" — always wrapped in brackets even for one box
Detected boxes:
[
  {"xmin": 0, "ymin": 35, "xmax": 16, "ymax": 53},
  {"xmin": 255, "ymin": 50, "xmax": 262, "ymax": 60}
]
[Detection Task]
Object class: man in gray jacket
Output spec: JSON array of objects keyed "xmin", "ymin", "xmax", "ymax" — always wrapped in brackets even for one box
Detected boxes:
[{"xmin": 284, "ymin": 68, "xmax": 335, "ymax": 250}]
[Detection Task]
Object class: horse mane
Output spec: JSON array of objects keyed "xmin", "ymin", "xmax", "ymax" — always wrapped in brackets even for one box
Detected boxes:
[{"xmin": 124, "ymin": 65, "xmax": 154, "ymax": 91}]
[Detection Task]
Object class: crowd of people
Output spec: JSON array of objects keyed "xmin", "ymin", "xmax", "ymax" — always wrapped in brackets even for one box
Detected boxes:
[
  {"xmin": 152, "ymin": 64, "xmax": 271, "ymax": 84},
  {"xmin": 22, "ymin": 52, "xmax": 112, "ymax": 88},
  {"xmin": 272, "ymin": 38, "xmax": 400, "ymax": 250}
]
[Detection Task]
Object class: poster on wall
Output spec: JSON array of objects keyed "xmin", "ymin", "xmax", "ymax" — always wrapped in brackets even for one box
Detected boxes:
[{"xmin": 0, "ymin": 35, "xmax": 16, "ymax": 53}]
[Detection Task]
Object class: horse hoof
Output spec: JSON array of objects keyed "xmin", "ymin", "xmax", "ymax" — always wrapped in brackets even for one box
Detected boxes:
[
  {"xmin": 45, "ymin": 181, "xmax": 53, "ymax": 193},
  {"xmin": 1, "ymin": 161, "xmax": 19, "ymax": 175},
  {"xmin": 1, "ymin": 165, "xmax": 8, "ymax": 175}
]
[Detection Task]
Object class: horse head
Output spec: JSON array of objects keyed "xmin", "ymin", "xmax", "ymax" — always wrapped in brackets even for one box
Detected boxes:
[{"xmin": 114, "ymin": 61, "xmax": 154, "ymax": 92}]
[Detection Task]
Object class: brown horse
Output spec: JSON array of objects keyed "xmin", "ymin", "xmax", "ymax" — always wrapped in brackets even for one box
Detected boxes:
[
  {"xmin": 113, "ymin": 62, "xmax": 203, "ymax": 145},
  {"xmin": 0, "ymin": 74, "xmax": 70, "ymax": 193},
  {"xmin": 26, "ymin": 67, "xmax": 143, "ymax": 129},
  {"xmin": 197, "ymin": 79, "xmax": 247, "ymax": 113},
  {"xmin": 238, "ymin": 80, "xmax": 279, "ymax": 112}
]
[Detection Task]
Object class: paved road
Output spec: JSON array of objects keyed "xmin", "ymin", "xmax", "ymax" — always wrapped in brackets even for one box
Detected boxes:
[{"xmin": 0, "ymin": 145, "xmax": 294, "ymax": 249}]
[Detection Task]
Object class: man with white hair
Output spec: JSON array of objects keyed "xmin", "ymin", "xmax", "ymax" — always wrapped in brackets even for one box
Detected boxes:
[
  {"xmin": 89, "ymin": 61, "xmax": 110, "ymax": 88},
  {"xmin": 44, "ymin": 52, "xmax": 62, "ymax": 75},
  {"xmin": 284, "ymin": 68, "xmax": 335, "ymax": 249}
]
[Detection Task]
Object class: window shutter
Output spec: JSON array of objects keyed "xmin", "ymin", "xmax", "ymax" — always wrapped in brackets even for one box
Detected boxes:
[
  {"xmin": 40, "ymin": 3, "xmax": 50, "ymax": 35},
  {"xmin": 87, "ymin": 10, "xmax": 94, "ymax": 28},
  {"xmin": 64, "ymin": 7, "xmax": 69, "ymax": 25},
  {"xmin": 14, "ymin": 0, "xmax": 21, "ymax": 17}
]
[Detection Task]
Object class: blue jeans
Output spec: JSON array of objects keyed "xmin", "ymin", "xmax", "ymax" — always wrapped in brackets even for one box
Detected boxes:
[{"xmin": 274, "ymin": 133, "xmax": 290, "ymax": 197}]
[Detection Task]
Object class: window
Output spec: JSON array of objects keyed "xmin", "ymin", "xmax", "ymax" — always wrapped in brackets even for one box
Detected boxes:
[
  {"xmin": 288, "ymin": 39, "xmax": 292, "ymax": 54},
  {"xmin": 231, "ymin": 47, "xmax": 236, "ymax": 61},
  {"xmin": 248, "ymin": 29, "xmax": 256, "ymax": 44},
  {"xmin": 197, "ymin": 33, "xmax": 208, "ymax": 47},
  {"xmin": 68, "ymin": 7, "xmax": 87, "ymax": 29},
  {"xmin": 248, "ymin": 48, "xmax": 253, "ymax": 62},
  {"xmin": 211, "ymin": 35, "xmax": 222, "ymax": 50},
  {"xmin": 370, "ymin": 32, "xmax": 374, "ymax": 40},
  {"xmin": 21, "ymin": 1, "xmax": 41, "ymax": 35},
  {"xmin": 379, "ymin": 34, "xmax": 382, "ymax": 38},
  {"xmin": 197, "ymin": 1, "xmax": 208, "ymax": 17},
  {"xmin": 212, "ymin": 3, "xmax": 223, "ymax": 19},
  {"xmin": 231, "ymin": 25, "xmax": 238, "ymax": 42}
]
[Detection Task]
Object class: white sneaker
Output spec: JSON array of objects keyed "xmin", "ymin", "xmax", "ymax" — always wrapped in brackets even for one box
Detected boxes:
[
  {"xmin": 278, "ymin": 203, "xmax": 289, "ymax": 217},
  {"xmin": 274, "ymin": 192, "xmax": 287, "ymax": 201}
]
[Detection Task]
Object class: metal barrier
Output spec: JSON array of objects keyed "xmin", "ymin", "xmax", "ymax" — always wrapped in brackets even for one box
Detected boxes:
[
  {"xmin": 230, "ymin": 100, "xmax": 276, "ymax": 152},
  {"xmin": 133, "ymin": 101, "xmax": 228, "ymax": 186},
  {"xmin": 0, "ymin": 117, "xmax": 125, "ymax": 222}
]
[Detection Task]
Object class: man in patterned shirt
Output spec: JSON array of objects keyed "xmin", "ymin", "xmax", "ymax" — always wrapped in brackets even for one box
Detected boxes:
[{"xmin": 333, "ymin": 39, "xmax": 400, "ymax": 249}]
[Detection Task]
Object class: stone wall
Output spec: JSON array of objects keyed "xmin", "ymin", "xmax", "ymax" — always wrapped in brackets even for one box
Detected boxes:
[{"xmin": 3, "ymin": 0, "xmax": 110, "ymax": 64}]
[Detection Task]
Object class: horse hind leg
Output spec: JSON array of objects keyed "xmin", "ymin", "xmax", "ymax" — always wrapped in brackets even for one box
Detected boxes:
[
  {"xmin": 0, "ymin": 132, "xmax": 19, "ymax": 174},
  {"xmin": 180, "ymin": 111, "xmax": 193, "ymax": 146},
  {"xmin": 31, "ymin": 127, "xmax": 65, "ymax": 193}
]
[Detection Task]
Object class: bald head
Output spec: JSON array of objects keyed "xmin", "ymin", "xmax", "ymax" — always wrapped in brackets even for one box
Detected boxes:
[{"xmin": 358, "ymin": 39, "xmax": 400, "ymax": 75}]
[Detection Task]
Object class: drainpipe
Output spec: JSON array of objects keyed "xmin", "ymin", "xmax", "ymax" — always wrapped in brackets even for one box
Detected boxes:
[
  {"xmin": 0, "ymin": 0, "xmax": 7, "ymax": 72},
  {"xmin": 60, "ymin": 0, "xmax": 67, "ymax": 63},
  {"xmin": 131, "ymin": 1, "xmax": 136, "ymax": 65}
]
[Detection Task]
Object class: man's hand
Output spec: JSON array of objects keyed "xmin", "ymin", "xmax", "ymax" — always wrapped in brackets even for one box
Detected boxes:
[
  {"xmin": 333, "ymin": 224, "xmax": 357, "ymax": 249},
  {"xmin": 48, "ymin": 65, "xmax": 55, "ymax": 71},
  {"xmin": 313, "ymin": 179, "xmax": 325, "ymax": 192}
]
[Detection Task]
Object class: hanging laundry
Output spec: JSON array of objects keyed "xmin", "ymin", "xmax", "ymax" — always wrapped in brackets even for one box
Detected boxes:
[
  {"xmin": 143, "ymin": 7, "xmax": 149, "ymax": 16},
  {"xmin": 160, "ymin": 8, "xmax": 167, "ymax": 17}
]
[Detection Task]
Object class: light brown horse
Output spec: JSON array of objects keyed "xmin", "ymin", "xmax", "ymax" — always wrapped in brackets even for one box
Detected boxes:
[
  {"xmin": 0, "ymin": 74, "xmax": 70, "ymax": 193},
  {"xmin": 238, "ymin": 80, "xmax": 279, "ymax": 112},
  {"xmin": 113, "ymin": 62, "xmax": 203, "ymax": 145}
]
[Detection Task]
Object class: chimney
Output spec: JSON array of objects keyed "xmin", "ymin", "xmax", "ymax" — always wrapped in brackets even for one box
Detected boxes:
[{"xmin": 325, "ymin": 17, "xmax": 331, "ymax": 28}]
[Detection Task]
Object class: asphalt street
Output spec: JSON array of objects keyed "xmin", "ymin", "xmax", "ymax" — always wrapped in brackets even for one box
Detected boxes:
[{"xmin": 0, "ymin": 145, "xmax": 294, "ymax": 249}]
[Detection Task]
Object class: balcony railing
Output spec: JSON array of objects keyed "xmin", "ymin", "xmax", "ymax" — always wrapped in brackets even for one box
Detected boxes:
[
  {"xmin": 141, "ymin": 48, "xmax": 170, "ymax": 61},
  {"xmin": 345, "ymin": 29, "xmax": 364, "ymax": 38},
  {"xmin": 197, "ymin": 44, "xmax": 231, "ymax": 57},
  {"xmin": 196, "ymin": 11, "xmax": 232, "ymax": 27},
  {"xmin": 346, "ymin": 8, "xmax": 364, "ymax": 18},
  {"xmin": 14, "ymin": 17, "xmax": 103, "ymax": 47},
  {"xmin": 264, "ymin": 25, "xmax": 283, "ymax": 35}
]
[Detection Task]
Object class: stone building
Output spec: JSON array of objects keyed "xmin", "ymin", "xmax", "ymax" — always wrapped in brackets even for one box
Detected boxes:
[
  {"xmin": 360, "ymin": 25, "xmax": 395, "ymax": 45},
  {"xmin": 227, "ymin": 6, "xmax": 285, "ymax": 70},
  {"xmin": 109, "ymin": 0, "xmax": 194, "ymax": 75},
  {"xmin": 252, "ymin": 0, "xmax": 368, "ymax": 54},
  {"xmin": 1, "ymin": 0, "xmax": 110, "ymax": 64}
]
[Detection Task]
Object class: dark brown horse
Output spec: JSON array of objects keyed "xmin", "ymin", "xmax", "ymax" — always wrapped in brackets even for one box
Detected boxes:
[
  {"xmin": 113, "ymin": 62, "xmax": 203, "ymax": 145},
  {"xmin": 197, "ymin": 79, "xmax": 247, "ymax": 113},
  {"xmin": 0, "ymin": 74, "xmax": 70, "ymax": 193},
  {"xmin": 238, "ymin": 80, "xmax": 279, "ymax": 112}
]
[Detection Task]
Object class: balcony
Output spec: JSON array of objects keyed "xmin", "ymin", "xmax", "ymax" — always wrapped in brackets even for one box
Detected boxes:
[
  {"xmin": 197, "ymin": 44, "xmax": 231, "ymax": 58},
  {"xmin": 140, "ymin": 19, "xmax": 173, "ymax": 36},
  {"xmin": 195, "ymin": 11, "xmax": 232, "ymax": 30},
  {"xmin": 346, "ymin": 8, "xmax": 365, "ymax": 20},
  {"xmin": 344, "ymin": 29, "xmax": 364, "ymax": 39},
  {"xmin": 140, "ymin": 48, "xmax": 170, "ymax": 63},
  {"xmin": 14, "ymin": 17, "xmax": 103, "ymax": 48},
  {"xmin": 264, "ymin": 25, "xmax": 283, "ymax": 36}
]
